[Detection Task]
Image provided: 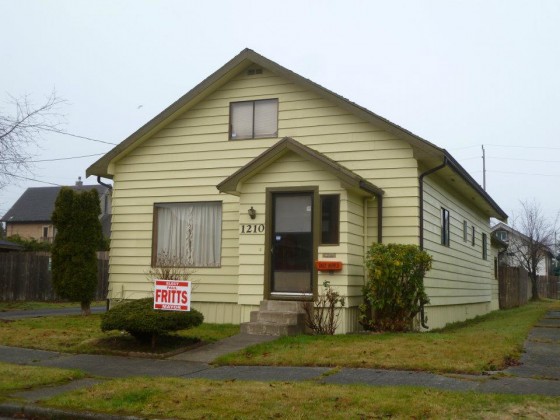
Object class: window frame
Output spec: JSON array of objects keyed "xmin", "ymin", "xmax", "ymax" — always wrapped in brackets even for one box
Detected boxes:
[
  {"xmin": 320, "ymin": 194, "xmax": 340, "ymax": 246},
  {"xmin": 229, "ymin": 98, "xmax": 279, "ymax": 140},
  {"xmin": 471, "ymin": 226, "xmax": 476, "ymax": 246},
  {"xmin": 482, "ymin": 233, "xmax": 488, "ymax": 260},
  {"xmin": 463, "ymin": 220, "xmax": 468, "ymax": 242},
  {"xmin": 151, "ymin": 201, "xmax": 223, "ymax": 268},
  {"xmin": 441, "ymin": 208, "xmax": 450, "ymax": 247}
]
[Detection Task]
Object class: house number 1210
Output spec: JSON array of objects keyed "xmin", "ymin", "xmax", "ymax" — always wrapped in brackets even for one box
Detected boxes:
[{"xmin": 240, "ymin": 224, "xmax": 265, "ymax": 234}]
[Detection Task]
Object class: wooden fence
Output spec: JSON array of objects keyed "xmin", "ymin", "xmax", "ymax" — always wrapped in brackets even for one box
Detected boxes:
[
  {"xmin": 499, "ymin": 266, "xmax": 559, "ymax": 309},
  {"xmin": 0, "ymin": 252, "xmax": 108, "ymax": 301}
]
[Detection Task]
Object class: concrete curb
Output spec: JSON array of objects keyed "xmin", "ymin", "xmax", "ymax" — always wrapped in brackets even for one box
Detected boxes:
[{"xmin": 0, "ymin": 402, "xmax": 147, "ymax": 420}]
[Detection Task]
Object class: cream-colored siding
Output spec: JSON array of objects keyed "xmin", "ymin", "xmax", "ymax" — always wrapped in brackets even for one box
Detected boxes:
[
  {"xmin": 108, "ymin": 69, "xmax": 419, "ymax": 327},
  {"xmin": 104, "ymin": 63, "xmax": 503, "ymax": 332},
  {"xmin": 422, "ymin": 174, "xmax": 494, "ymax": 328}
]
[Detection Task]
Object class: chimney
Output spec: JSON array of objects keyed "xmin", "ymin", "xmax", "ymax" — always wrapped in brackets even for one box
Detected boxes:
[{"xmin": 75, "ymin": 176, "xmax": 83, "ymax": 186}]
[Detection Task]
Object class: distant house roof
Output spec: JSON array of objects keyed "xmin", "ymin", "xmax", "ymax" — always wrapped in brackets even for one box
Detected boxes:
[
  {"xmin": 0, "ymin": 239, "xmax": 24, "ymax": 252},
  {"xmin": 1, "ymin": 185, "xmax": 108, "ymax": 223}
]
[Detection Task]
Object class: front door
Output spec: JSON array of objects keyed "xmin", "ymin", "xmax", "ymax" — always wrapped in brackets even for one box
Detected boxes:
[{"xmin": 270, "ymin": 192, "xmax": 314, "ymax": 297}]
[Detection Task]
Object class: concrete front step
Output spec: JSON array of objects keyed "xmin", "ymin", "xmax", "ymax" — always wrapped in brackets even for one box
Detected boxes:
[
  {"xmin": 240, "ymin": 321, "xmax": 305, "ymax": 336},
  {"xmin": 242, "ymin": 300, "xmax": 309, "ymax": 336},
  {"xmin": 250, "ymin": 310, "xmax": 306, "ymax": 325},
  {"xmin": 259, "ymin": 300, "xmax": 307, "ymax": 313}
]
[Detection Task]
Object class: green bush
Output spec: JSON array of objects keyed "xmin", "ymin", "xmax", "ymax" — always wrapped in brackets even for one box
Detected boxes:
[
  {"xmin": 51, "ymin": 188, "xmax": 102, "ymax": 315},
  {"xmin": 359, "ymin": 243, "xmax": 432, "ymax": 332},
  {"xmin": 6, "ymin": 234, "xmax": 51, "ymax": 252},
  {"xmin": 101, "ymin": 298, "xmax": 204, "ymax": 349}
]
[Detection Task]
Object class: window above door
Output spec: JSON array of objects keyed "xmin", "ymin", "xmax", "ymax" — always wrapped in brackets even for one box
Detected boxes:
[{"xmin": 229, "ymin": 99, "xmax": 278, "ymax": 140}]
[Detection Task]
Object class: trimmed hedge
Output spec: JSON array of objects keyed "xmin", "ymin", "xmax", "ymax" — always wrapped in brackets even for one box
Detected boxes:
[{"xmin": 101, "ymin": 298, "xmax": 204, "ymax": 348}]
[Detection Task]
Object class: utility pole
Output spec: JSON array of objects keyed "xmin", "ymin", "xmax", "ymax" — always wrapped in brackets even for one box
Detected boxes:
[{"xmin": 482, "ymin": 145, "xmax": 486, "ymax": 190}]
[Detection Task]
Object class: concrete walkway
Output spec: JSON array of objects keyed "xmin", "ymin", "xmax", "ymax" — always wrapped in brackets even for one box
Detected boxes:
[
  {"xmin": 1, "ymin": 310, "xmax": 559, "ymax": 419},
  {"xmin": 0, "ymin": 306, "xmax": 106, "ymax": 320}
]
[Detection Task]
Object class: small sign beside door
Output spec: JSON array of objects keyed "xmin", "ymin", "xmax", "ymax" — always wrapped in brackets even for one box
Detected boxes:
[{"xmin": 240, "ymin": 224, "xmax": 265, "ymax": 234}]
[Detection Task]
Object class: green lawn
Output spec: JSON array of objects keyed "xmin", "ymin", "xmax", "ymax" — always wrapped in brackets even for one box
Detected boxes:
[
  {"xmin": 0, "ymin": 362, "xmax": 84, "ymax": 399},
  {"xmin": 0, "ymin": 314, "xmax": 239, "ymax": 355},
  {"xmin": 216, "ymin": 300, "xmax": 560, "ymax": 374},
  {"xmin": 45, "ymin": 376, "xmax": 560, "ymax": 419}
]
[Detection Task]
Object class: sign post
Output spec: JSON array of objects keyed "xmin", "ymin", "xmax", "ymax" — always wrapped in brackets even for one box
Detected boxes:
[{"xmin": 153, "ymin": 280, "xmax": 191, "ymax": 311}]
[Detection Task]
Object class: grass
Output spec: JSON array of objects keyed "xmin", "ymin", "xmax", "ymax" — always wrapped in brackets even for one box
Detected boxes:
[
  {"xmin": 0, "ymin": 315, "xmax": 239, "ymax": 355},
  {"xmin": 0, "ymin": 362, "xmax": 84, "ymax": 395},
  {"xmin": 45, "ymin": 376, "xmax": 560, "ymax": 419},
  {"xmin": 216, "ymin": 300, "xmax": 560, "ymax": 374},
  {"xmin": 0, "ymin": 300, "xmax": 105, "ymax": 312}
]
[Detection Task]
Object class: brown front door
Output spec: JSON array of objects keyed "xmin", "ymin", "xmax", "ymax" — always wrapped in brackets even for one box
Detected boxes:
[{"xmin": 269, "ymin": 191, "xmax": 314, "ymax": 297}]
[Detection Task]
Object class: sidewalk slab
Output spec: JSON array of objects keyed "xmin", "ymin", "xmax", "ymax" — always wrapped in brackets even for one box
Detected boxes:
[
  {"xmin": 0, "ymin": 306, "xmax": 106, "ymax": 320},
  {"xmin": 37, "ymin": 353, "xmax": 210, "ymax": 378},
  {"xmin": 169, "ymin": 333, "xmax": 277, "ymax": 363},
  {"xmin": 0, "ymin": 345, "xmax": 60, "ymax": 364},
  {"xmin": 11, "ymin": 378, "xmax": 104, "ymax": 402},
  {"xmin": 184, "ymin": 365, "xmax": 330, "ymax": 382},
  {"xmin": 478, "ymin": 376, "xmax": 560, "ymax": 396},
  {"xmin": 323, "ymin": 368, "xmax": 479, "ymax": 391}
]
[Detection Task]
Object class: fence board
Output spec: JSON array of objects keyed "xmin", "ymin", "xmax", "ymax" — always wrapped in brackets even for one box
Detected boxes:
[
  {"xmin": 499, "ymin": 265, "xmax": 559, "ymax": 309},
  {"xmin": 0, "ymin": 252, "xmax": 108, "ymax": 301}
]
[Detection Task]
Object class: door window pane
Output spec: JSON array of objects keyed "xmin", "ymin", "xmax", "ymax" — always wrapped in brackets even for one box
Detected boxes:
[{"xmin": 321, "ymin": 195, "xmax": 339, "ymax": 244}]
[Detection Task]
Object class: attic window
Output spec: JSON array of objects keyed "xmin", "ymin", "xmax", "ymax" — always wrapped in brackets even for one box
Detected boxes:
[
  {"xmin": 247, "ymin": 68, "xmax": 263, "ymax": 76},
  {"xmin": 230, "ymin": 99, "xmax": 278, "ymax": 140}
]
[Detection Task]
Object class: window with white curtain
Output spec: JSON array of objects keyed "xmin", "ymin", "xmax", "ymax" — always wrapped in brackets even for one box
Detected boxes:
[
  {"xmin": 230, "ymin": 99, "xmax": 278, "ymax": 140},
  {"xmin": 154, "ymin": 202, "xmax": 222, "ymax": 267}
]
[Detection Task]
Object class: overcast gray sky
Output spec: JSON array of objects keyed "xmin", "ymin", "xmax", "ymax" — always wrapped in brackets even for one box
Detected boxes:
[{"xmin": 1, "ymin": 0, "xmax": 559, "ymax": 225}]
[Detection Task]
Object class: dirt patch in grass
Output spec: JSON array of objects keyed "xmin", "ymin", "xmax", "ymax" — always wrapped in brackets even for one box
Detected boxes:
[{"xmin": 87, "ymin": 335, "xmax": 204, "ymax": 358}]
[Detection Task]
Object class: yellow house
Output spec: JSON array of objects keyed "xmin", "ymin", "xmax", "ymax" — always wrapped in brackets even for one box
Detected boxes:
[{"xmin": 87, "ymin": 49, "xmax": 507, "ymax": 333}]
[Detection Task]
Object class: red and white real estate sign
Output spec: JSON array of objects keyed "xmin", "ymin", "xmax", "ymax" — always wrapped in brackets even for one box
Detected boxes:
[{"xmin": 154, "ymin": 280, "xmax": 191, "ymax": 311}]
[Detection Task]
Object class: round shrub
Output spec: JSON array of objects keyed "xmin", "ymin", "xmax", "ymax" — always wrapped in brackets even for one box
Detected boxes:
[{"xmin": 101, "ymin": 298, "xmax": 204, "ymax": 347}]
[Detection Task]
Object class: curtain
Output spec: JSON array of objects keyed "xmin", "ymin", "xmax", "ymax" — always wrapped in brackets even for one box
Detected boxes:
[{"xmin": 157, "ymin": 202, "xmax": 221, "ymax": 267}]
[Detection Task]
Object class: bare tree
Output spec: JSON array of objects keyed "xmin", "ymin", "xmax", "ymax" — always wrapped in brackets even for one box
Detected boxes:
[
  {"xmin": 510, "ymin": 200, "xmax": 557, "ymax": 300},
  {"xmin": 0, "ymin": 91, "xmax": 64, "ymax": 189}
]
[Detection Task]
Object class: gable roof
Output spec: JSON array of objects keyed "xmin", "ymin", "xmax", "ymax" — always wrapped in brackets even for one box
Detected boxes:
[
  {"xmin": 0, "ymin": 239, "xmax": 24, "ymax": 251},
  {"xmin": 1, "ymin": 185, "xmax": 108, "ymax": 223},
  {"xmin": 86, "ymin": 48, "xmax": 507, "ymax": 221},
  {"xmin": 492, "ymin": 221, "xmax": 554, "ymax": 255},
  {"xmin": 217, "ymin": 137, "xmax": 384, "ymax": 197}
]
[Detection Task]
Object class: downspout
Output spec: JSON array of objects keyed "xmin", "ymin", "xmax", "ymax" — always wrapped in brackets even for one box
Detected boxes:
[
  {"xmin": 96, "ymin": 176, "xmax": 113, "ymax": 312},
  {"xmin": 97, "ymin": 176, "xmax": 113, "ymax": 190},
  {"xmin": 417, "ymin": 156, "xmax": 448, "ymax": 329},
  {"xmin": 377, "ymin": 194, "xmax": 383, "ymax": 244}
]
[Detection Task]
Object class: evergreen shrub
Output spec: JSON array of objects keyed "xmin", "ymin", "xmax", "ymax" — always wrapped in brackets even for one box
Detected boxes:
[
  {"xmin": 359, "ymin": 243, "xmax": 432, "ymax": 332},
  {"xmin": 101, "ymin": 297, "xmax": 204, "ymax": 349}
]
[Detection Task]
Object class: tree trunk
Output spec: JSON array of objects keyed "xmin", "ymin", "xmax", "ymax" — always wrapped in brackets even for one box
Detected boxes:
[
  {"xmin": 530, "ymin": 275, "xmax": 540, "ymax": 301},
  {"xmin": 80, "ymin": 301, "xmax": 92, "ymax": 316}
]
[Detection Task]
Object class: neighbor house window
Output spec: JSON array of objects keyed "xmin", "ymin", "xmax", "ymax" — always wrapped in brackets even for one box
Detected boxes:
[
  {"xmin": 496, "ymin": 230, "xmax": 508, "ymax": 241},
  {"xmin": 441, "ymin": 208, "xmax": 450, "ymax": 246},
  {"xmin": 153, "ymin": 202, "xmax": 222, "ymax": 267},
  {"xmin": 463, "ymin": 220, "xmax": 468, "ymax": 242},
  {"xmin": 230, "ymin": 99, "xmax": 278, "ymax": 140},
  {"xmin": 320, "ymin": 195, "xmax": 339, "ymax": 245},
  {"xmin": 482, "ymin": 233, "xmax": 488, "ymax": 260},
  {"xmin": 471, "ymin": 226, "xmax": 475, "ymax": 246},
  {"xmin": 42, "ymin": 226, "xmax": 49, "ymax": 240}
]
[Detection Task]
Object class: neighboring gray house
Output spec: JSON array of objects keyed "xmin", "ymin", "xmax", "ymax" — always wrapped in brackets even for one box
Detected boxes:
[
  {"xmin": 492, "ymin": 222, "xmax": 554, "ymax": 276},
  {"xmin": 1, "ymin": 178, "xmax": 111, "ymax": 242}
]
